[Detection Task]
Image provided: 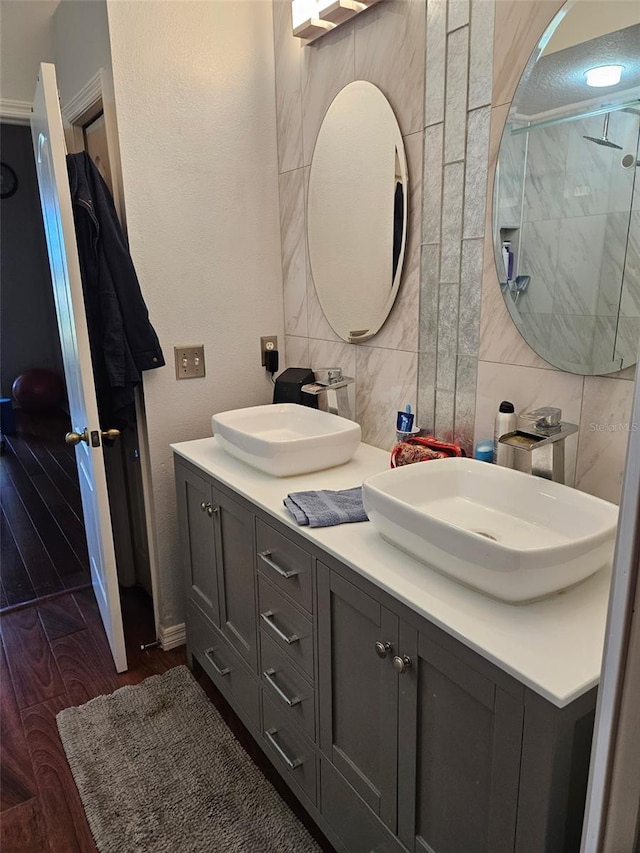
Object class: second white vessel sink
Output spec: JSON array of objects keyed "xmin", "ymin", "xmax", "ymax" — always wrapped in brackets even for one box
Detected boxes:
[
  {"xmin": 363, "ymin": 457, "xmax": 618, "ymax": 603},
  {"xmin": 212, "ymin": 403, "xmax": 361, "ymax": 477}
]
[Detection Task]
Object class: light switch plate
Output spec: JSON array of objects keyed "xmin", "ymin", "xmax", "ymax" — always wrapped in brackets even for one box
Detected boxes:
[{"xmin": 174, "ymin": 345, "xmax": 205, "ymax": 379}]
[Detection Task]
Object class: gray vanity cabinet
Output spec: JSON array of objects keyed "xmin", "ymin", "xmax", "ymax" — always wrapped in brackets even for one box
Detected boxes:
[
  {"xmin": 318, "ymin": 561, "xmax": 523, "ymax": 853},
  {"xmin": 175, "ymin": 463, "xmax": 220, "ymax": 628},
  {"xmin": 175, "ymin": 454, "xmax": 596, "ymax": 853},
  {"xmin": 396, "ymin": 623, "xmax": 523, "ymax": 853},
  {"xmin": 317, "ymin": 566, "xmax": 400, "ymax": 832},
  {"xmin": 175, "ymin": 460, "xmax": 257, "ymax": 670},
  {"xmin": 213, "ymin": 486, "xmax": 258, "ymax": 669}
]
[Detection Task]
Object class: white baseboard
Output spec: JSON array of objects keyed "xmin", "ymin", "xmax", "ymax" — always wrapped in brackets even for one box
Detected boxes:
[{"xmin": 158, "ymin": 622, "xmax": 186, "ymax": 651}]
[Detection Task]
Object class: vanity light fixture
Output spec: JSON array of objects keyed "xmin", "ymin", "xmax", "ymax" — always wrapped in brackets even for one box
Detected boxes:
[
  {"xmin": 584, "ymin": 64, "xmax": 624, "ymax": 87},
  {"xmin": 292, "ymin": 0, "xmax": 382, "ymax": 41}
]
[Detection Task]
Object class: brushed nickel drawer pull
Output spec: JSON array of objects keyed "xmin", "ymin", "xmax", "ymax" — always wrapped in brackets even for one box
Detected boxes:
[
  {"xmin": 264, "ymin": 727, "xmax": 303, "ymax": 770},
  {"xmin": 259, "ymin": 550, "xmax": 299, "ymax": 579},
  {"xmin": 263, "ymin": 668, "xmax": 302, "ymax": 707},
  {"xmin": 260, "ymin": 611, "xmax": 300, "ymax": 645},
  {"xmin": 204, "ymin": 647, "xmax": 231, "ymax": 676}
]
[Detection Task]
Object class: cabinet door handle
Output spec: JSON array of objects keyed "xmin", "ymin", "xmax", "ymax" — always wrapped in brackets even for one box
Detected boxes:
[
  {"xmin": 263, "ymin": 668, "xmax": 302, "ymax": 707},
  {"xmin": 258, "ymin": 550, "xmax": 299, "ymax": 579},
  {"xmin": 264, "ymin": 727, "xmax": 303, "ymax": 770},
  {"xmin": 392, "ymin": 654, "xmax": 412, "ymax": 674},
  {"xmin": 200, "ymin": 501, "xmax": 219, "ymax": 517},
  {"xmin": 204, "ymin": 647, "xmax": 231, "ymax": 676},
  {"xmin": 260, "ymin": 611, "xmax": 300, "ymax": 645},
  {"xmin": 375, "ymin": 641, "xmax": 393, "ymax": 659}
]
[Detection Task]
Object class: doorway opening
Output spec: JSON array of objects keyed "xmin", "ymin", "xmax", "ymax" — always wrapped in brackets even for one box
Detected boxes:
[{"xmin": 0, "ymin": 107, "xmax": 155, "ymax": 652}]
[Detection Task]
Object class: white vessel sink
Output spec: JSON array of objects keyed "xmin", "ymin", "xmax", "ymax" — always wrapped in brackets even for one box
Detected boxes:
[
  {"xmin": 363, "ymin": 457, "xmax": 618, "ymax": 603},
  {"xmin": 212, "ymin": 403, "xmax": 361, "ymax": 477}
]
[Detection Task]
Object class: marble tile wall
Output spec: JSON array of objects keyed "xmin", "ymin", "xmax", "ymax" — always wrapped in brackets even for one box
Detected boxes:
[
  {"xmin": 419, "ymin": 0, "xmax": 494, "ymax": 454},
  {"xmin": 273, "ymin": 0, "xmax": 426, "ymax": 451},
  {"xmin": 476, "ymin": 0, "xmax": 637, "ymax": 504},
  {"xmin": 273, "ymin": 0, "xmax": 638, "ymax": 503},
  {"xmin": 274, "ymin": 0, "xmax": 493, "ymax": 453}
]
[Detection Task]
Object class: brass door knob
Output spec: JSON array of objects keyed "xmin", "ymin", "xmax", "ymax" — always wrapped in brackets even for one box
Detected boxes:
[
  {"xmin": 65, "ymin": 429, "xmax": 89, "ymax": 446},
  {"xmin": 66, "ymin": 428, "xmax": 120, "ymax": 446},
  {"xmin": 392, "ymin": 655, "xmax": 412, "ymax": 674}
]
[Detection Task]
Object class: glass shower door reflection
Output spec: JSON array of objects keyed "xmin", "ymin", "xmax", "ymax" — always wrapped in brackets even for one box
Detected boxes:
[{"xmin": 613, "ymin": 113, "xmax": 640, "ymax": 369}]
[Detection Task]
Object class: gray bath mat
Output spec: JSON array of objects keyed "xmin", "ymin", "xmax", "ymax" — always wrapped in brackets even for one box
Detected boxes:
[{"xmin": 56, "ymin": 665, "xmax": 322, "ymax": 853}]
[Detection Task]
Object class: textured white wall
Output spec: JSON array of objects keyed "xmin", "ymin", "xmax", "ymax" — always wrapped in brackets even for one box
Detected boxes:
[
  {"xmin": 106, "ymin": 0, "xmax": 284, "ymax": 628},
  {"xmin": 0, "ymin": 0, "xmax": 56, "ymax": 104},
  {"xmin": 52, "ymin": 0, "xmax": 112, "ymax": 107}
]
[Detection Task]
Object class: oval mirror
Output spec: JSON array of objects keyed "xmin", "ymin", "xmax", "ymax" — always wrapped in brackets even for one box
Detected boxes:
[
  {"xmin": 493, "ymin": 0, "xmax": 640, "ymax": 374},
  {"xmin": 307, "ymin": 81, "xmax": 408, "ymax": 344}
]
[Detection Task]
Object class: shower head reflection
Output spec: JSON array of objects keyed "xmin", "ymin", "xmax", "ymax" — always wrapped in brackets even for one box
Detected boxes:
[{"xmin": 583, "ymin": 113, "xmax": 623, "ymax": 150}]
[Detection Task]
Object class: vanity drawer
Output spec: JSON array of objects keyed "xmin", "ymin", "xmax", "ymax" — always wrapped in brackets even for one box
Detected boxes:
[
  {"xmin": 188, "ymin": 602, "xmax": 260, "ymax": 730},
  {"xmin": 260, "ymin": 631, "xmax": 316, "ymax": 741},
  {"xmin": 262, "ymin": 692, "xmax": 317, "ymax": 806},
  {"xmin": 321, "ymin": 759, "xmax": 406, "ymax": 853},
  {"xmin": 258, "ymin": 575, "xmax": 314, "ymax": 680},
  {"xmin": 256, "ymin": 519, "xmax": 314, "ymax": 614}
]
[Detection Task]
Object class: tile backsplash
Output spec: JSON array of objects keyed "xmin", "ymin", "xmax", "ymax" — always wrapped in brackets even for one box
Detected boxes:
[
  {"xmin": 274, "ymin": 0, "xmax": 425, "ymax": 451},
  {"xmin": 273, "ymin": 0, "xmax": 636, "ymax": 504}
]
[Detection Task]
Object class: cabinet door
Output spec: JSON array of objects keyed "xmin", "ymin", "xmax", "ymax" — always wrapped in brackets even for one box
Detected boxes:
[
  {"xmin": 397, "ymin": 623, "xmax": 523, "ymax": 853},
  {"xmin": 175, "ymin": 462, "xmax": 219, "ymax": 627},
  {"xmin": 212, "ymin": 485, "xmax": 257, "ymax": 670},
  {"xmin": 318, "ymin": 564, "xmax": 399, "ymax": 832}
]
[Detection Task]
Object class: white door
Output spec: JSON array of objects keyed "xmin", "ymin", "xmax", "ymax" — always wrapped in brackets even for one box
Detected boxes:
[{"xmin": 31, "ymin": 62, "xmax": 127, "ymax": 672}]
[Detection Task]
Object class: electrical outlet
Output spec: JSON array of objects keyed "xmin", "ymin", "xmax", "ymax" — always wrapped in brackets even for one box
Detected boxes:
[
  {"xmin": 174, "ymin": 345, "xmax": 205, "ymax": 379},
  {"xmin": 260, "ymin": 335, "xmax": 278, "ymax": 367}
]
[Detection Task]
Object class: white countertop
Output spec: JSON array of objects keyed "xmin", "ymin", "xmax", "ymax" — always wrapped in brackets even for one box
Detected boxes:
[{"xmin": 171, "ymin": 438, "xmax": 611, "ymax": 708}]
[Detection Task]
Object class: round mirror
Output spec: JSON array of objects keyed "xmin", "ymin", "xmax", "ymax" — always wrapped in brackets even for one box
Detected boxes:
[
  {"xmin": 493, "ymin": 0, "xmax": 640, "ymax": 374},
  {"xmin": 307, "ymin": 81, "xmax": 408, "ymax": 344}
]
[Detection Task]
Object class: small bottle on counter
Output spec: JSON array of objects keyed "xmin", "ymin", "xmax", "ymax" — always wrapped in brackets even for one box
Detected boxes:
[
  {"xmin": 494, "ymin": 401, "xmax": 516, "ymax": 468},
  {"xmin": 474, "ymin": 439, "xmax": 494, "ymax": 463}
]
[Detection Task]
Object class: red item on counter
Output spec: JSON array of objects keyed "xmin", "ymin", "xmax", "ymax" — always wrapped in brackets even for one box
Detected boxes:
[{"xmin": 390, "ymin": 435, "xmax": 466, "ymax": 468}]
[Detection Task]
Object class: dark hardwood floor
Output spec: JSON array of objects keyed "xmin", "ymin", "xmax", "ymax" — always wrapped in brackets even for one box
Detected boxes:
[
  {"xmin": 0, "ymin": 586, "xmax": 185, "ymax": 853},
  {"xmin": 0, "ymin": 410, "xmax": 333, "ymax": 852},
  {"xmin": 0, "ymin": 590, "xmax": 334, "ymax": 853},
  {"xmin": 1, "ymin": 410, "xmax": 91, "ymax": 611}
]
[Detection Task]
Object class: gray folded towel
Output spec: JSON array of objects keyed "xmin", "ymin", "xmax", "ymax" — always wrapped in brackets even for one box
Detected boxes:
[{"xmin": 284, "ymin": 486, "xmax": 369, "ymax": 528}]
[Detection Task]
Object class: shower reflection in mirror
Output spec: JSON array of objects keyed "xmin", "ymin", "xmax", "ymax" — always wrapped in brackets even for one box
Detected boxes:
[
  {"xmin": 495, "ymin": 101, "xmax": 640, "ymax": 375},
  {"xmin": 492, "ymin": 0, "xmax": 640, "ymax": 377}
]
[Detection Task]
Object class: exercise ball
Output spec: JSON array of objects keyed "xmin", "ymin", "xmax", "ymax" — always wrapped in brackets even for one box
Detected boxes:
[{"xmin": 12, "ymin": 369, "xmax": 65, "ymax": 413}]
